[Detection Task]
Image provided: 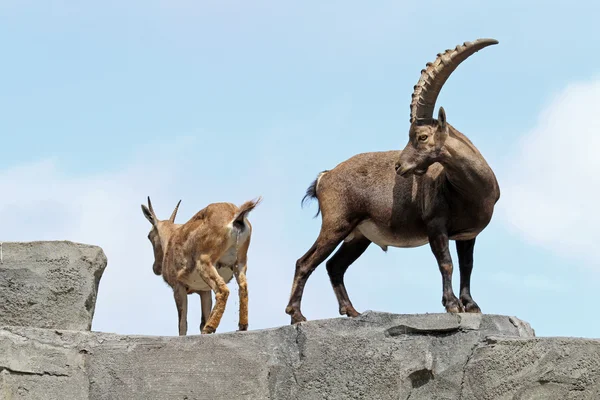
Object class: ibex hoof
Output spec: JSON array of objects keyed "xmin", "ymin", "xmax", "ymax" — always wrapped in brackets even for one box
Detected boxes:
[
  {"xmin": 443, "ymin": 296, "xmax": 465, "ymax": 313},
  {"xmin": 202, "ymin": 325, "xmax": 217, "ymax": 334},
  {"xmin": 237, "ymin": 324, "xmax": 248, "ymax": 331},
  {"xmin": 340, "ymin": 306, "xmax": 360, "ymax": 318},
  {"xmin": 285, "ymin": 305, "xmax": 307, "ymax": 325},
  {"xmin": 463, "ymin": 302, "xmax": 482, "ymax": 313}
]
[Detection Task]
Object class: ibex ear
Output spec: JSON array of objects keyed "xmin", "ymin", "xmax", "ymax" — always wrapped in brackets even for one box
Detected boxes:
[
  {"xmin": 436, "ymin": 107, "xmax": 449, "ymax": 145},
  {"xmin": 141, "ymin": 204, "xmax": 156, "ymax": 226}
]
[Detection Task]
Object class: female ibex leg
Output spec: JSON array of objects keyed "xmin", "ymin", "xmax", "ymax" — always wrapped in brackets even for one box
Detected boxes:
[
  {"xmin": 173, "ymin": 284, "xmax": 188, "ymax": 336},
  {"xmin": 428, "ymin": 229, "xmax": 464, "ymax": 313},
  {"xmin": 199, "ymin": 290, "xmax": 213, "ymax": 332},
  {"xmin": 286, "ymin": 219, "xmax": 355, "ymax": 324},
  {"xmin": 196, "ymin": 257, "xmax": 230, "ymax": 334},
  {"xmin": 456, "ymin": 238, "xmax": 481, "ymax": 313},
  {"xmin": 326, "ymin": 235, "xmax": 371, "ymax": 318},
  {"xmin": 234, "ymin": 263, "xmax": 249, "ymax": 331}
]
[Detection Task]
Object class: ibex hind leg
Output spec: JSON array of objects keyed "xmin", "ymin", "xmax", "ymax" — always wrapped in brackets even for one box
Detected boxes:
[
  {"xmin": 195, "ymin": 257, "xmax": 230, "ymax": 334},
  {"xmin": 285, "ymin": 218, "xmax": 357, "ymax": 324},
  {"xmin": 326, "ymin": 235, "xmax": 371, "ymax": 318},
  {"xmin": 199, "ymin": 290, "xmax": 213, "ymax": 333},
  {"xmin": 173, "ymin": 284, "xmax": 189, "ymax": 336}
]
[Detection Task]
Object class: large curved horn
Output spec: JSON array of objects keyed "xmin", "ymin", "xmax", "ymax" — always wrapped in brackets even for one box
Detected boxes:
[
  {"xmin": 169, "ymin": 200, "xmax": 182, "ymax": 223},
  {"xmin": 409, "ymin": 38, "xmax": 499, "ymax": 124}
]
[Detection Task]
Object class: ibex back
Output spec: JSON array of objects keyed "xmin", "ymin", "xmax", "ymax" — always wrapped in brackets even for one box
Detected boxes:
[{"xmin": 286, "ymin": 39, "xmax": 500, "ymax": 324}]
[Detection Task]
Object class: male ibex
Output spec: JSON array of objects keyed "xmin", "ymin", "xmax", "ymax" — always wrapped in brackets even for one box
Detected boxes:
[
  {"xmin": 142, "ymin": 196, "xmax": 262, "ymax": 335},
  {"xmin": 286, "ymin": 39, "xmax": 500, "ymax": 324}
]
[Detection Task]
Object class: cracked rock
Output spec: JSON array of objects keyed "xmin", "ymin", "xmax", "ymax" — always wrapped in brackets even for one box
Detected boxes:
[{"xmin": 0, "ymin": 312, "xmax": 537, "ymax": 399}]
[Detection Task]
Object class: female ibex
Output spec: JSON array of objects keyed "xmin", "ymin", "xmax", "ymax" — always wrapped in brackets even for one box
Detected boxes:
[
  {"xmin": 286, "ymin": 38, "xmax": 500, "ymax": 324},
  {"xmin": 142, "ymin": 196, "xmax": 261, "ymax": 335}
]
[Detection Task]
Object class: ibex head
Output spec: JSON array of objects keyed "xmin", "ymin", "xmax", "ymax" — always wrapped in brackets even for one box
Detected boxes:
[
  {"xmin": 396, "ymin": 107, "xmax": 449, "ymax": 176},
  {"xmin": 141, "ymin": 197, "xmax": 181, "ymax": 276},
  {"xmin": 395, "ymin": 38, "xmax": 498, "ymax": 177}
]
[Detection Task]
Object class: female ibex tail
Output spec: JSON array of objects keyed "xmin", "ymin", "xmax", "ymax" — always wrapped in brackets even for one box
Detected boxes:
[{"xmin": 232, "ymin": 197, "xmax": 262, "ymax": 227}]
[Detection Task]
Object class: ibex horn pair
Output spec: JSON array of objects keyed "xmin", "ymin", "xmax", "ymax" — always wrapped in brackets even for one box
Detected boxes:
[{"xmin": 146, "ymin": 197, "xmax": 181, "ymax": 223}]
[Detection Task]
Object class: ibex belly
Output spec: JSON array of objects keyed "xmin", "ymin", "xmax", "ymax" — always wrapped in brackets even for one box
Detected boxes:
[
  {"xmin": 180, "ymin": 246, "xmax": 238, "ymax": 291},
  {"xmin": 350, "ymin": 220, "xmax": 428, "ymax": 250}
]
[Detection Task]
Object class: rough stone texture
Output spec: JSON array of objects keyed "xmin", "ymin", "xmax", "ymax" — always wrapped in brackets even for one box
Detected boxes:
[
  {"xmin": 0, "ymin": 241, "xmax": 107, "ymax": 331},
  {"xmin": 0, "ymin": 311, "xmax": 549, "ymax": 400},
  {"xmin": 1, "ymin": 241, "xmax": 598, "ymax": 399},
  {"xmin": 463, "ymin": 336, "xmax": 600, "ymax": 400}
]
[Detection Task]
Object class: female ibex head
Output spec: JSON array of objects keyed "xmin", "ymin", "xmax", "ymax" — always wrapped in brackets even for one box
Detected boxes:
[
  {"xmin": 141, "ymin": 197, "xmax": 181, "ymax": 275},
  {"xmin": 395, "ymin": 38, "xmax": 498, "ymax": 177}
]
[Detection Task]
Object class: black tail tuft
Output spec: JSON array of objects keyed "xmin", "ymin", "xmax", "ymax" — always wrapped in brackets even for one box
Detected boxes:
[
  {"xmin": 301, "ymin": 171, "xmax": 328, "ymax": 218},
  {"xmin": 233, "ymin": 196, "xmax": 262, "ymax": 226}
]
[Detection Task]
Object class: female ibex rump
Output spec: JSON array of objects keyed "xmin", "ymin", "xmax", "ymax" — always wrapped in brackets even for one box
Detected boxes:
[{"xmin": 286, "ymin": 39, "xmax": 501, "ymax": 324}]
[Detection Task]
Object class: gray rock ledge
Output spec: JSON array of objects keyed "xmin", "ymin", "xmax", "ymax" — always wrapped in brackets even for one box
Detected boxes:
[
  {"xmin": 0, "ymin": 241, "xmax": 107, "ymax": 331},
  {"xmin": 0, "ymin": 311, "xmax": 560, "ymax": 400}
]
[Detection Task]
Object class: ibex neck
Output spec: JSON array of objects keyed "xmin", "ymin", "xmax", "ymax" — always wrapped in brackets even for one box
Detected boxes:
[
  {"xmin": 157, "ymin": 222, "xmax": 181, "ymax": 256},
  {"xmin": 439, "ymin": 128, "xmax": 499, "ymax": 201}
]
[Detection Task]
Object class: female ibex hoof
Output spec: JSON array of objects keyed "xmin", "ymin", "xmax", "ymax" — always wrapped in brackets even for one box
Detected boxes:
[
  {"xmin": 237, "ymin": 324, "xmax": 248, "ymax": 331},
  {"xmin": 202, "ymin": 325, "xmax": 217, "ymax": 334}
]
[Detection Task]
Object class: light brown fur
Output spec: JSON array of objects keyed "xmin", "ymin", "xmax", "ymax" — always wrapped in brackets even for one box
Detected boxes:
[{"xmin": 142, "ymin": 196, "xmax": 262, "ymax": 335}]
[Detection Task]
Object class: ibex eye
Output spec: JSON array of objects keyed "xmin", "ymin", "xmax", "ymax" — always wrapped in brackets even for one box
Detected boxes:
[{"xmin": 418, "ymin": 135, "xmax": 428, "ymax": 141}]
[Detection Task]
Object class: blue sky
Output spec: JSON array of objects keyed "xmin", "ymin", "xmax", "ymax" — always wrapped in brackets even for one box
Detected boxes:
[{"xmin": 1, "ymin": 1, "xmax": 600, "ymax": 338}]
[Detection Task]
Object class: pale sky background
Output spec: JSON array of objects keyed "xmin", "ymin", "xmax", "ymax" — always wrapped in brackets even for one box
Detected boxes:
[{"xmin": 1, "ymin": 1, "xmax": 599, "ymax": 338}]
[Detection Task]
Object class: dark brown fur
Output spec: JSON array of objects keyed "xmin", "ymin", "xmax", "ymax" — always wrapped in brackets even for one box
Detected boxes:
[{"xmin": 286, "ymin": 39, "xmax": 500, "ymax": 324}]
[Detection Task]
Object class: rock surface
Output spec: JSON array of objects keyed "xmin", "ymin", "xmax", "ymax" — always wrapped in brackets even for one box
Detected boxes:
[
  {"xmin": 0, "ymin": 311, "xmax": 551, "ymax": 400},
  {"xmin": 1, "ymin": 242, "xmax": 599, "ymax": 399},
  {"xmin": 464, "ymin": 336, "xmax": 600, "ymax": 399},
  {"xmin": 0, "ymin": 241, "xmax": 107, "ymax": 331}
]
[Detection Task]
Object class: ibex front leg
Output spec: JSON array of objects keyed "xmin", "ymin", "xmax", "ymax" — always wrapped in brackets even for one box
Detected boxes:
[
  {"xmin": 198, "ymin": 290, "xmax": 213, "ymax": 332},
  {"xmin": 456, "ymin": 238, "xmax": 481, "ymax": 313},
  {"xmin": 428, "ymin": 226, "xmax": 464, "ymax": 313},
  {"xmin": 234, "ymin": 263, "xmax": 249, "ymax": 331},
  {"xmin": 173, "ymin": 284, "xmax": 188, "ymax": 336}
]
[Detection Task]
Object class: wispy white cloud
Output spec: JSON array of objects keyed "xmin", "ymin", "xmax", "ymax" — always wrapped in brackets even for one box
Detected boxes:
[{"xmin": 500, "ymin": 78, "xmax": 600, "ymax": 268}]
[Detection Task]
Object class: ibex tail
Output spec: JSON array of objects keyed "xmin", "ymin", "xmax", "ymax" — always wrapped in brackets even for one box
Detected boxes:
[{"xmin": 233, "ymin": 197, "xmax": 263, "ymax": 224}]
